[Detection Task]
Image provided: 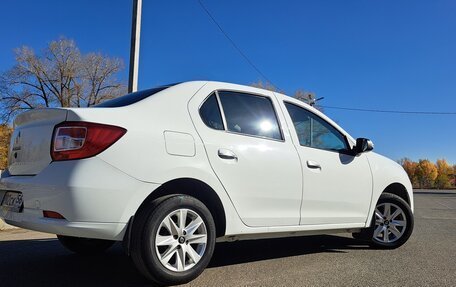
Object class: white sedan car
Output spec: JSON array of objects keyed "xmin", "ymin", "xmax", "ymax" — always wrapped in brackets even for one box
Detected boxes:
[{"xmin": 0, "ymin": 81, "xmax": 414, "ymax": 285}]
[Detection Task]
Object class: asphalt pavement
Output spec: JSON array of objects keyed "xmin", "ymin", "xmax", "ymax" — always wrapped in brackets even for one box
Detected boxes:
[{"xmin": 0, "ymin": 190, "xmax": 455, "ymax": 286}]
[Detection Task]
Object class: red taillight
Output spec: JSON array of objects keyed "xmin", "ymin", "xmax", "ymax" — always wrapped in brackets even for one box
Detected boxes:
[
  {"xmin": 43, "ymin": 210, "xmax": 66, "ymax": 219},
  {"xmin": 51, "ymin": 121, "xmax": 126, "ymax": 161}
]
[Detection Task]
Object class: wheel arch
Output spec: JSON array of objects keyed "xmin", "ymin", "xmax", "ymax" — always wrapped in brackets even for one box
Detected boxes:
[
  {"xmin": 382, "ymin": 182, "xmax": 410, "ymax": 205},
  {"xmin": 365, "ymin": 182, "xmax": 413, "ymax": 228},
  {"xmin": 134, "ymin": 178, "xmax": 226, "ymax": 238}
]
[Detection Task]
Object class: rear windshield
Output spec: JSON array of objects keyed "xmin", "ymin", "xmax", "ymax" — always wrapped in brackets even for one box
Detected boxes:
[{"xmin": 94, "ymin": 86, "xmax": 172, "ymax": 107}]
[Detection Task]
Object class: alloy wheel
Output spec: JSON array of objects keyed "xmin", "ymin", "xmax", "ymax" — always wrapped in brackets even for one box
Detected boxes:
[
  {"xmin": 154, "ymin": 208, "xmax": 208, "ymax": 272},
  {"xmin": 373, "ymin": 202, "xmax": 407, "ymax": 244}
]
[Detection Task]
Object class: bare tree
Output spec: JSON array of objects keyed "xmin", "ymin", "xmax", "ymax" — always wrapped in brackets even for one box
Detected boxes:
[
  {"xmin": 79, "ymin": 53, "xmax": 125, "ymax": 107},
  {"xmin": 250, "ymin": 80, "xmax": 284, "ymax": 94},
  {"xmin": 0, "ymin": 38, "xmax": 126, "ymax": 122},
  {"xmin": 294, "ymin": 90, "xmax": 318, "ymax": 106},
  {"xmin": 250, "ymin": 80, "xmax": 322, "ymax": 110}
]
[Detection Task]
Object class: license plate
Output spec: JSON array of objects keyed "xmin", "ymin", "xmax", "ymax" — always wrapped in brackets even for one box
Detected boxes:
[{"xmin": 1, "ymin": 192, "xmax": 23, "ymax": 213}]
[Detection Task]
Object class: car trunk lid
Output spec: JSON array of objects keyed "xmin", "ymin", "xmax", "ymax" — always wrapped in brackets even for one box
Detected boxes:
[{"xmin": 8, "ymin": 108, "xmax": 68, "ymax": 175}]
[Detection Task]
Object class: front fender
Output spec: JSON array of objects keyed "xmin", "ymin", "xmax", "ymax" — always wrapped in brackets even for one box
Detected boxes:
[{"xmin": 365, "ymin": 152, "xmax": 414, "ymax": 227}]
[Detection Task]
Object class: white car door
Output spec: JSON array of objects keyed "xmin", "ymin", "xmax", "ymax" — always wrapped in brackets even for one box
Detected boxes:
[
  {"xmin": 281, "ymin": 100, "xmax": 373, "ymax": 225},
  {"xmin": 189, "ymin": 84, "xmax": 302, "ymax": 227}
]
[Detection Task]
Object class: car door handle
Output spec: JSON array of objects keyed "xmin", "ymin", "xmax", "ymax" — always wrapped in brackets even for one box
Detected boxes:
[
  {"xmin": 218, "ymin": 149, "xmax": 238, "ymax": 160},
  {"xmin": 307, "ymin": 160, "xmax": 321, "ymax": 169}
]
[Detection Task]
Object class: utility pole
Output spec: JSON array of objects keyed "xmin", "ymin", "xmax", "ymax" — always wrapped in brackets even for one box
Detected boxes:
[{"xmin": 128, "ymin": 0, "xmax": 142, "ymax": 93}]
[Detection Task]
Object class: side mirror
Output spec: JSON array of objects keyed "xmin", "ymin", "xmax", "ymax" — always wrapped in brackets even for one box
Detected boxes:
[{"xmin": 354, "ymin": 138, "xmax": 374, "ymax": 154}]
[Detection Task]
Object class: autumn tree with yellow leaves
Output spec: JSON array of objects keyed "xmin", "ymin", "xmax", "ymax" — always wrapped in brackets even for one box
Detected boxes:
[
  {"xmin": 399, "ymin": 158, "xmax": 419, "ymax": 187},
  {"xmin": 435, "ymin": 159, "xmax": 452, "ymax": 189},
  {"xmin": 0, "ymin": 125, "xmax": 12, "ymax": 170},
  {"xmin": 415, "ymin": 160, "xmax": 438, "ymax": 188},
  {"xmin": 400, "ymin": 158, "xmax": 454, "ymax": 189}
]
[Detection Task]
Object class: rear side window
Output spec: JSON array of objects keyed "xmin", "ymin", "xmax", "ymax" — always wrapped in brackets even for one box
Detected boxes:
[
  {"xmin": 218, "ymin": 91, "xmax": 282, "ymax": 140},
  {"xmin": 199, "ymin": 94, "xmax": 224, "ymax": 130},
  {"xmin": 285, "ymin": 102, "xmax": 348, "ymax": 151},
  {"xmin": 94, "ymin": 86, "xmax": 171, "ymax": 107}
]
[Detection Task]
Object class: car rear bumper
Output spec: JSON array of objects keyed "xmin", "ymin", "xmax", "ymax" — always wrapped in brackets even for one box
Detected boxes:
[
  {"xmin": 1, "ymin": 208, "xmax": 127, "ymax": 240},
  {"xmin": 0, "ymin": 157, "xmax": 160, "ymax": 241}
]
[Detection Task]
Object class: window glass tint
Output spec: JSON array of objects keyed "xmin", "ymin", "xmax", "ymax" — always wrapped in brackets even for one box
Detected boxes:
[
  {"xmin": 200, "ymin": 94, "xmax": 224, "ymax": 130},
  {"xmin": 285, "ymin": 103, "xmax": 348, "ymax": 151},
  {"xmin": 94, "ymin": 86, "xmax": 171, "ymax": 107},
  {"xmin": 219, "ymin": 91, "xmax": 282, "ymax": 140}
]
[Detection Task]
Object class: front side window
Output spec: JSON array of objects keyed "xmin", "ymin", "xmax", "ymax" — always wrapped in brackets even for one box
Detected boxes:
[
  {"xmin": 199, "ymin": 93, "xmax": 224, "ymax": 130},
  {"xmin": 285, "ymin": 102, "xmax": 348, "ymax": 151},
  {"xmin": 218, "ymin": 91, "xmax": 282, "ymax": 140}
]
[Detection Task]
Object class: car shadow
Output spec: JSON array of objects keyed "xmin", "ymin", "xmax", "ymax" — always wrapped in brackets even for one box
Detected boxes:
[
  {"xmin": 209, "ymin": 234, "xmax": 370, "ymax": 268},
  {"xmin": 0, "ymin": 234, "xmax": 370, "ymax": 286}
]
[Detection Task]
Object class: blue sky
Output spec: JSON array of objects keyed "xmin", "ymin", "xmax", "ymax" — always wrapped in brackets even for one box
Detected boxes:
[{"xmin": 1, "ymin": 0, "xmax": 455, "ymax": 163}]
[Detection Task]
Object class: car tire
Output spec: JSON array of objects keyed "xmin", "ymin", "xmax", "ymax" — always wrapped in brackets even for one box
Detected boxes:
[
  {"xmin": 57, "ymin": 235, "xmax": 115, "ymax": 255},
  {"xmin": 130, "ymin": 195, "xmax": 216, "ymax": 286},
  {"xmin": 366, "ymin": 193, "xmax": 414, "ymax": 249}
]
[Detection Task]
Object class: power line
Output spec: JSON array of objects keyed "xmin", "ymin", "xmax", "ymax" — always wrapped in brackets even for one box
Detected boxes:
[
  {"xmin": 197, "ymin": 1, "xmax": 454, "ymax": 116},
  {"xmin": 321, "ymin": 105, "xmax": 456, "ymax": 115},
  {"xmin": 197, "ymin": 0, "xmax": 277, "ymax": 89}
]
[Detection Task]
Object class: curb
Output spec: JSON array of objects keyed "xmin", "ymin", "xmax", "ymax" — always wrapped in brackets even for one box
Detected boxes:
[{"xmin": 413, "ymin": 189, "xmax": 456, "ymax": 195}]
